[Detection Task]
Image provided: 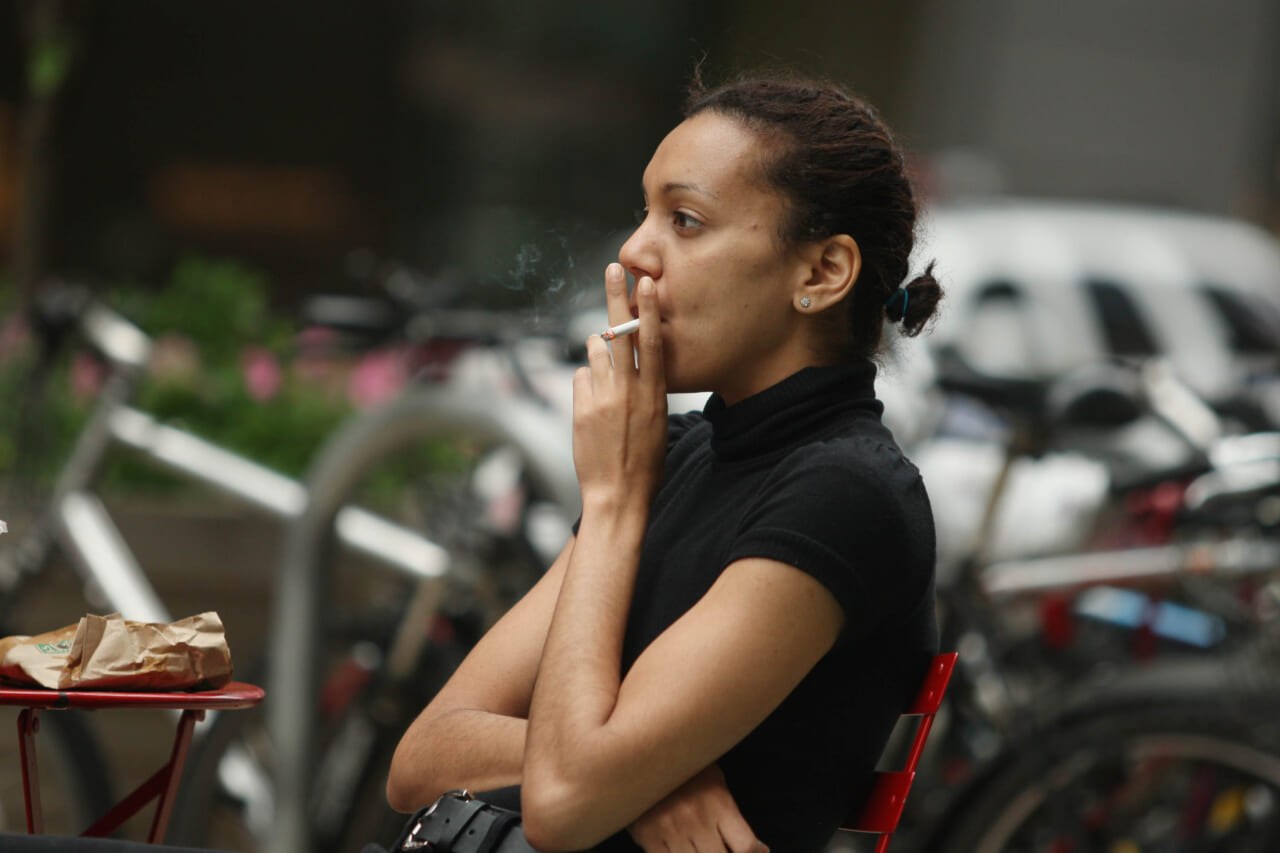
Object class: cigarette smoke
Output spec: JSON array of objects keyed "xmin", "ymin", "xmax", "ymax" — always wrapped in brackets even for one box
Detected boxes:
[
  {"xmin": 499, "ymin": 223, "xmax": 625, "ymax": 318},
  {"xmin": 507, "ymin": 231, "xmax": 574, "ymax": 300}
]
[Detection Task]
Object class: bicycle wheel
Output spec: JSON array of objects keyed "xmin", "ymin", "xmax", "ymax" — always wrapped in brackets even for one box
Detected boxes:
[
  {"xmin": 168, "ymin": 387, "xmax": 578, "ymax": 852},
  {"xmin": 928, "ymin": 699, "xmax": 1280, "ymax": 853},
  {"xmin": 0, "ymin": 706, "xmax": 115, "ymax": 836}
]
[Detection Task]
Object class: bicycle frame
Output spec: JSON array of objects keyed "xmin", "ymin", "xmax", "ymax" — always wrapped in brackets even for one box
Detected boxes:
[
  {"xmin": 266, "ymin": 382, "xmax": 579, "ymax": 853},
  {"xmin": 886, "ymin": 364, "xmax": 1280, "ymax": 850},
  {"xmin": 5, "ymin": 298, "xmax": 458, "ymax": 631}
]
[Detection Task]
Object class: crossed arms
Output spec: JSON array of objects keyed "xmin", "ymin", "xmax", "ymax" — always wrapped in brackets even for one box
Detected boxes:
[
  {"xmin": 386, "ymin": 269, "xmax": 845, "ymax": 851},
  {"xmin": 385, "ymin": 530, "xmax": 843, "ymax": 851}
]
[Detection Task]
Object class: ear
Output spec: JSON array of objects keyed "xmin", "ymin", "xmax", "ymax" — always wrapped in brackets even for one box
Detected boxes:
[{"xmin": 794, "ymin": 235, "xmax": 861, "ymax": 313}]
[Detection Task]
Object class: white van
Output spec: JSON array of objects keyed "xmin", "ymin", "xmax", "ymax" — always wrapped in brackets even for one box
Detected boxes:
[
  {"xmin": 885, "ymin": 200, "xmax": 1280, "ymax": 567},
  {"xmin": 913, "ymin": 199, "xmax": 1280, "ymax": 403}
]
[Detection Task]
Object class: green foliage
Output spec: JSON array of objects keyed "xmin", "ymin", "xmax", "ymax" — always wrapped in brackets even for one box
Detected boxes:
[
  {"xmin": 1, "ymin": 258, "xmax": 356, "ymax": 496},
  {"xmin": 111, "ymin": 257, "xmax": 292, "ymax": 360},
  {"xmin": 0, "ymin": 282, "xmax": 83, "ymax": 487},
  {"xmin": 0, "ymin": 344, "xmax": 89, "ymax": 488}
]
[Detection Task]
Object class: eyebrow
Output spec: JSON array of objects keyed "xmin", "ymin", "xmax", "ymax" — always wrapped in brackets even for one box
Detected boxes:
[{"xmin": 644, "ymin": 181, "xmax": 720, "ymax": 200}]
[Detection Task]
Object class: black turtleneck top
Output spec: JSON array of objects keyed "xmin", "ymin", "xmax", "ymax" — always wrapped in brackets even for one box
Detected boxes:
[
  {"xmin": 486, "ymin": 362, "xmax": 938, "ymax": 852},
  {"xmin": 602, "ymin": 361, "xmax": 938, "ymax": 851}
]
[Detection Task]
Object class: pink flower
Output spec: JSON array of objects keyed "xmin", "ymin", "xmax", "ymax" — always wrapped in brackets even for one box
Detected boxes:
[
  {"xmin": 294, "ymin": 326, "xmax": 347, "ymax": 392},
  {"xmin": 296, "ymin": 325, "xmax": 339, "ymax": 361},
  {"xmin": 241, "ymin": 346, "xmax": 283, "ymax": 402},
  {"xmin": 149, "ymin": 333, "xmax": 201, "ymax": 385},
  {"xmin": 71, "ymin": 352, "xmax": 106, "ymax": 401},
  {"xmin": 0, "ymin": 313, "xmax": 31, "ymax": 364},
  {"xmin": 348, "ymin": 348, "xmax": 408, "ymax": 408}
]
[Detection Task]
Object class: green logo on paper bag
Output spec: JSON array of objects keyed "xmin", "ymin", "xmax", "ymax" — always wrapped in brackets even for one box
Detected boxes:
[{"xmin": 36, "ymin": 640, "xmax": 72, "ymax": 654}]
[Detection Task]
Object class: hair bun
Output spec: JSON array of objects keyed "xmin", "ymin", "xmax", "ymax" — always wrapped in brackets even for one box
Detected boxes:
[{"xmin": 894, "ymin": 260, "xmax": 942, "ymax": 337}]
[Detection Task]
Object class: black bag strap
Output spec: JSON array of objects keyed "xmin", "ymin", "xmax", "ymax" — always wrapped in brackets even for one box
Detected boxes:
[
  {"xmin": 393, "ymin": 790, "xmax": 537, "ymax": 853},
  {"xmin": 474, "ymin": 807, "xmax": 522, "ymax": 853},
  {"xmin": 427, "ymin": 797, "xmax": 488, "ymax": 847}
]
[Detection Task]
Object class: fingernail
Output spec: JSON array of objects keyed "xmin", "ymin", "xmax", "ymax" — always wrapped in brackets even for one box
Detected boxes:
[
  {"xmin": 607, "ymin": 263, "xmax": 623, "ymax": 280},
  {"xmin": 638, "ymin": 277, "xmax": 654, "ymax": 295}
]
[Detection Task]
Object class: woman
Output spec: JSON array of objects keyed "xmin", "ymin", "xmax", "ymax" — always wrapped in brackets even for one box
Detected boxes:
[{"xmin": 386, "ymin": 72, "xmax": 942, "ymax": 853}]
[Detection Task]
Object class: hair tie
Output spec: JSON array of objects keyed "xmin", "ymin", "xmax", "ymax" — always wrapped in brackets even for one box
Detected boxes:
[{"xmin": 884, "ymin": 288, "xmax": 909, "ymax": 323}]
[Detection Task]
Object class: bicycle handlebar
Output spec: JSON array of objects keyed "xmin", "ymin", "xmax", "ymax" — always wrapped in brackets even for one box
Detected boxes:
[
  {"xmin": 80, "ymin": 302, "xmax": 151, "ymax": 372},
  {"xmin": 26, "ymin": 280, "xmax": 151, "ymax": 374}
]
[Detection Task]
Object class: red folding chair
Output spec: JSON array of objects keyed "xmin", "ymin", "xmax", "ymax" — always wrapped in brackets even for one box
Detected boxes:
[{"xmin": 841, "ymin": 651, "xmax": 958, "ymax": 853}]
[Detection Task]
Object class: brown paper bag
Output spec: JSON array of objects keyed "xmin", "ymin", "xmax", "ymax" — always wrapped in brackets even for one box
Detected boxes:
[
  {"xmin": 0, "ymin": 612, "xmax": 233, "ymax": 691},
  {"xmin": 0, "ymin": 622, "xmax": 79, "ymax": 689}
]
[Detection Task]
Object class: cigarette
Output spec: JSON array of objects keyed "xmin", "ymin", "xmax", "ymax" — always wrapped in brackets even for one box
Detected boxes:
[{"xmin": 600, "ymin": 318, "xmax": 640, "ymax": 341}]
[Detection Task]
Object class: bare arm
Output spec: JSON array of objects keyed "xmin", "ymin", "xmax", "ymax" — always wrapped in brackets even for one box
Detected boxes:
[
  {"xmin": 386, "ymin": 526, "xmax": 783, "ymax": 853},
  {"xmin": 522, "ymin": 550, "xmax": 843, "ymax": 850},
  {"xmin": 387, "ymin": 526, "xmax": 776, "ymax": 853}
]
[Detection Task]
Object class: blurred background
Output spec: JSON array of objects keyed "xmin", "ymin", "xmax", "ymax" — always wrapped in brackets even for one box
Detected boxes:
[
  {"xmin": 4, "ymin": 1, "xmax": 1280, "ymax": 851},
  {"xmin": 2, "ymin": 0, "xmax": 1277, "ymax": 299}
]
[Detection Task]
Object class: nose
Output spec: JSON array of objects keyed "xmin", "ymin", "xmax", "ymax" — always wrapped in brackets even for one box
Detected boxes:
[{"xmin": 618, "ymin": 219, "xmax": 659, "ymax": 285}]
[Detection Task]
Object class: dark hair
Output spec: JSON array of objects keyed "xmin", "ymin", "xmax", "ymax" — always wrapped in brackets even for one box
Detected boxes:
[{"xmin": 684, "ymin": 72, "xmax": 941, "ymax": 361}]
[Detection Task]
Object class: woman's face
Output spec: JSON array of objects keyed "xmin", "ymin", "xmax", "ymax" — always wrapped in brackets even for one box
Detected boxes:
[{"xmin": 618, "ymin": 111, "xmax": 814, "ymax": 404}]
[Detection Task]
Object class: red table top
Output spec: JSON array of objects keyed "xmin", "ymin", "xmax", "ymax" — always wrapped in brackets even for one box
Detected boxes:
[{"xmin": 0, "ymin": 681, "xmax": 264, "ymax": 710}]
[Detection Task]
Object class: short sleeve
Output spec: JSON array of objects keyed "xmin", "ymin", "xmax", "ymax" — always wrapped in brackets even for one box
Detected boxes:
[{"xmin": 724, "ymin": 438, "xmax": 934, "ymax": 636}]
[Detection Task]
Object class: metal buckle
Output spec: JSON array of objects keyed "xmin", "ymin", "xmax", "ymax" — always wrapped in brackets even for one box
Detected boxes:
[{"xmin": 401, "ymin": 789, "xmax": 473, "ymax": 850}]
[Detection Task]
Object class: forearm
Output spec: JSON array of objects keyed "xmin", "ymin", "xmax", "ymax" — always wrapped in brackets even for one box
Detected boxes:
[
  {"xmin": 522, "ymin": 494, "xmax": 650, "ymax": 843},
  {"xmin": 522, "ymin": 269, "xmax": 670, "ymax": 848},
  {"xmin": 387, "ymin": 707, "xmax": 528, "ymax": 812}
]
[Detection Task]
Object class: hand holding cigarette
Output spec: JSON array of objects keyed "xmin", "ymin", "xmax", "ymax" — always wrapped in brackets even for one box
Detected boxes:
[{"xmin": 573, "ymin": 269, "xmax": 666, "ymax": 501}]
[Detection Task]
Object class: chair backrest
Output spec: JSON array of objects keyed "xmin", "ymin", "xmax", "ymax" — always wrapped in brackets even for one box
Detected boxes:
[{"xmin": 841, "ymin": 651, "xmax": 958, "ymax": 853}]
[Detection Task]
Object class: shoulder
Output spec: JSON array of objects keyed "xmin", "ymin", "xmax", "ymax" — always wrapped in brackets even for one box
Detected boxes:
[
  {"xmin": 666, "ymin": 410, "xmax": 708, "ymax": 445},
  {"xmin": 776, "ymin": 429, "xmax": 927, "ymax": 507},
  {"xmin": 728, "ymin": 431, "xmax": 935, "ymax": 627},
  {"xmin": 742, "ymin": 437, "xmax": 932, "ymax": 544}
]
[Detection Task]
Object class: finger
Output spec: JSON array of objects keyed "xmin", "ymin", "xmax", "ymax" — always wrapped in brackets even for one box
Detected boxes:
[
  {"xmin": 605, "ymin": 263, "xmax": 637, "ymax": 374},
  {"xmin": 605, "ymin": 262, "xmax": 632, "ymax": 326},
  {"xmin": 626, "ymin": 825, "xmax": 668, "ymax": 853},
  {"xmin": 572, "ymin": 364, "xmax": 593, "ymax": 411},
  {"xmin": 690, "ymin": 830, "xmax": 727, "ymax": 852},
  {"xmin": 628, "ymin": 834, "xmax": 666, "ymax": 853},
  {"xmin": 675, "ymin": 808, "xmax": 724, "ymax": 852},
  {"xmin": 717, "ymin": 812, "xmax": 767, "ymax": 853},
  {"xmin": 584, "ymin": 334, "xmax": 613, "ymax": 387},
  {"xmin": 635, "ymin": 276, "xmax": 665, "ymax": 388}
]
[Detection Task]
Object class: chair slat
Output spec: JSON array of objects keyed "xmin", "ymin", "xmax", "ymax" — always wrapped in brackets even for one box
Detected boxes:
[
  {"xmin": 851, "ymin": 770, "xmax": 914, "ymax": 833},
  {"xmin": 840, "ymin": 651, "xmax": 958, "ymax": 849},
  {"xmin": 907, "ymin": 652, "xmax": 957, "ymax": 715}
]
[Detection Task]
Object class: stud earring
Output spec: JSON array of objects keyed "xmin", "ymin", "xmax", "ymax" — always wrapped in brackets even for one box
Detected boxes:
[{"xmin": 799, "ymin": 297, "xmax": 812, "ymax": 309}]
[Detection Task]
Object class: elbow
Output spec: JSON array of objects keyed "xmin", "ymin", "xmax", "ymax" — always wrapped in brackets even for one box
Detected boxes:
[
  {"xmin": 385, "ymin": 762, "xmax": 420, "ymax": 814},
  {"xmin": 385, "ymin": 775, "xmax": 417, "ymax": 815},
  {"xmin": 521, "ymin": 773, "xmax": 608, "ymax": 852},
  {"xmin": 386, "ymin": 743, "xmax": 436, "ymax": 814}
]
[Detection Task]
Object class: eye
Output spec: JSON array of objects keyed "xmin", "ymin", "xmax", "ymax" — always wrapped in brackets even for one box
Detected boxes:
[{"xmin": 672, "ymin": 211, "xmax": 703, "ymax": 230}]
